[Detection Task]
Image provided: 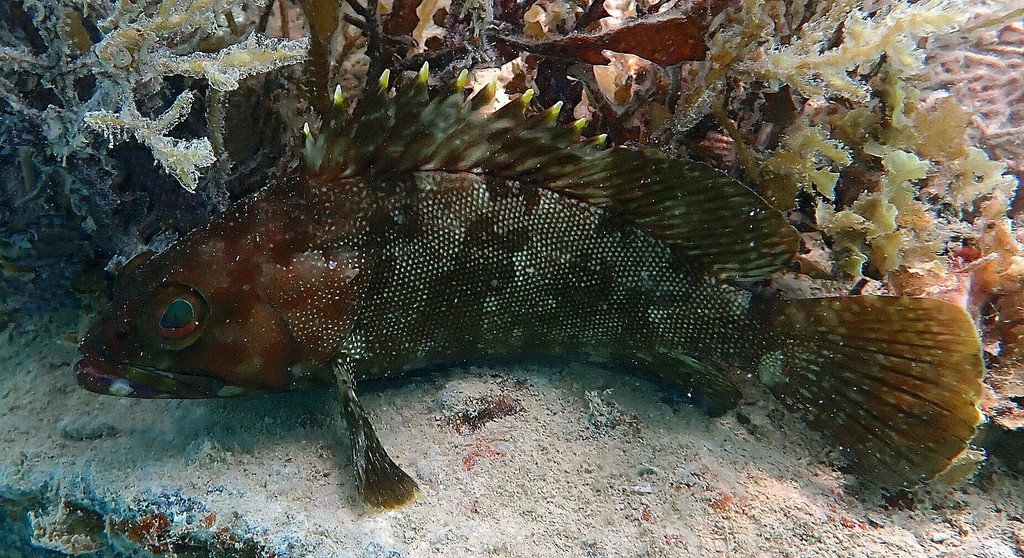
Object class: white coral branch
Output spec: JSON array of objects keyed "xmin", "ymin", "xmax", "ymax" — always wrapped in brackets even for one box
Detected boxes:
[
  {"xmin": 84, "ymin": 91, "xmax": 215, "ymax": 192},
  {"xmin": 739, "ymin": 0, "xmax": 969, "ymax": 101},
  {"xmin": 153, "ymin": 35, "xmax": 309, "ymax": 91},
  {"xmin": 84, "ymin": 0, "xmax": 309, "ymax": 192}
]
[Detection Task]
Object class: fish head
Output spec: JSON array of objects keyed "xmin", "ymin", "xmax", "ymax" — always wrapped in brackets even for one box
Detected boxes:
[{"xmin": 76, "ymin": 242, "xmax": 301, "ymax": 399}]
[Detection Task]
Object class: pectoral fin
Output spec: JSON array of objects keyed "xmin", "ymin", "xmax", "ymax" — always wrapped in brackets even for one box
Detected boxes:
[{"xmin": 333, "ymin": 359, "xmax": 420, "ymax": 508}]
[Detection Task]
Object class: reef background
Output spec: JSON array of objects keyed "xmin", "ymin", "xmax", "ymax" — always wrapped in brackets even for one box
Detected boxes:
[{"xmin": 1, "ymin": 0, "xmax": 1022, "ymax": 555}]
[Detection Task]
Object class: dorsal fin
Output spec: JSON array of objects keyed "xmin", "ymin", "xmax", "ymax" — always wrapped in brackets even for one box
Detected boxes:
[{"xmin": 303, "ymin": 66, "xmax": 799, "ymax": 280}]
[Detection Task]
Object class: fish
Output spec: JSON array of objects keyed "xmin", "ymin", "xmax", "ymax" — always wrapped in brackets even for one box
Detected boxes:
[{"xmin": 75, "ymin": 65, "xmax": 986, "ymax": 509}]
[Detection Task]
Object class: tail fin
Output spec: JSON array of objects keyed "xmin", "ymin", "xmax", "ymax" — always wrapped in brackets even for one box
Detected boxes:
[{"xmin": 761, "ymin": 296, "xmax": 985, "ymax": 486}]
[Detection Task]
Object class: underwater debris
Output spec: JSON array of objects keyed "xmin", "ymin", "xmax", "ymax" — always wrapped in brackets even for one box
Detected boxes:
[
  {"xmin": 24, "ymin": 492, "xmax": 279, "ymax": 558},
  {"xmin": 29, "ymin": 501, "xmax": 107, "ymax": 554},
  {"xmin": 443, "ymin": 393, "xmax": 525, "ymax": 434},
  {"xmin": 434, "ymin": 375, "xmax": 526, "ymax": 433},
  {"xmin": 106, "ymin": 496, "xmax": 275, "ymax": 557},
  {"xmin": 461, "ymin": 438, "xmax": 509, "ymax": 471},
  {"xmin": 412, "ymin": 0, "xmax": 451, "ymax": 52},
  {"xmin": 503, "ymin": 13, "xmax": 709, "ymax": 66},
  {"xmin": 584, "ymin": 390, "xmax": 640, "ymax": 435}
]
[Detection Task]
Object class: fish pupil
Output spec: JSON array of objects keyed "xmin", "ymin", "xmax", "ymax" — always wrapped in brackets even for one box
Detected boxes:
[{"xmin": 160, "ymin": 298, "xmax": 195, "ymax": 330}]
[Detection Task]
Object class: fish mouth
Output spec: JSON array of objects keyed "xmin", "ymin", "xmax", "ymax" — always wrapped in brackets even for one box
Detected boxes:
[{"xmin": 75, "ymin": 352, "xmax": 243, "ymax": 399}]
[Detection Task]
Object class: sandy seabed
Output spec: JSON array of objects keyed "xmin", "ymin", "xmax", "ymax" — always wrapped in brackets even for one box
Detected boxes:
[{"xmin": 1, "ymin": 310, "xmax": 1021, "ymax": 558}]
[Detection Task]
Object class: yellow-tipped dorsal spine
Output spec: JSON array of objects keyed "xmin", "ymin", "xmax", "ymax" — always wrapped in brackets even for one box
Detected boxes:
[
  {"xmin": 572, "ymin": 118, "xmax": 587, "ymax": 133},
  {"xmin": 592, "ymin": 133, "xmax": 608, "ymax": 148},
  {"xmin": 378, "ymin": 69, "xmax": 391, "ymax": 91},
  {"xmin": 417, "ymin": 62, "xmax": 430, "ymax": 86},
  {"xmin": 332, "ymin": 84, "xmax": 344, "ymax": 107},
  {"xmin": 302, "ymin": 121, "xmax": 316, "ymax": 165},
  {"xmin": 542, "ymin": 101, "xmax": 563, "ymax": 125},
  {"xmin": 455, "ymin": 69, "xmax": 469, "ymax": 91},
  {"xmin": 520, "ymin": 89, "xmax": 535, "ymax": 106},
  {"xmin": 483, "ymin": 77, "xmax": 498, "ymax": 100},
  {"xmin": 470, "ymin": 77, "xmax": 498, "ymax": 110}
]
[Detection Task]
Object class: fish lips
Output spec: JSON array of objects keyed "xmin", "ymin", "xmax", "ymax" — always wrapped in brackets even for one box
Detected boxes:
[{"xmin": 75, "ymin": 352, "xmax": 235, "ymax": 399}]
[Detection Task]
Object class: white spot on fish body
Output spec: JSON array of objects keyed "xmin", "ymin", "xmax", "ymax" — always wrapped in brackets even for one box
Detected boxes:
[
  {"xmin": 217, "ymin": 385, "xmax": 247, "ymax": 397},
  {"xmin": 108, "ymin": 379, "xmax": 135, "ymax": 397},
  {"xmin": 757, "ymin": 351, "xmax": 786, "ymax": 387}
]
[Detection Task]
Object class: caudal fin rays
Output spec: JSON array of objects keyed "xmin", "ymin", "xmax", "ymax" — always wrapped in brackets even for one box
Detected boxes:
[{"xmin": 765, "ymin": 296, "xmax": 985, "ymax": 486}]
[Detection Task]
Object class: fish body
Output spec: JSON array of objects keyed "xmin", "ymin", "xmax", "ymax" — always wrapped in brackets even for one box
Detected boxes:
[
  {"xmin": 79, "ymin": 170, "xmax": 757, "ymax": 398},
  {"xmin": 332, "ymin": 172, "xmax": 766, "ymax": 385},
  {"xmin": 76, "ymin": 70, "xmax": 986, "ymax": 508}
]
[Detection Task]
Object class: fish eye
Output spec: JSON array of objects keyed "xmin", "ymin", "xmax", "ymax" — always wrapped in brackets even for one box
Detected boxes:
[
  {"xmin": 160, "ymin": 298, "xmax": 195, "ymax": 331},
  {"xmin": 150, "ymin": 284, "xmax": 208, "ymax": 347}
]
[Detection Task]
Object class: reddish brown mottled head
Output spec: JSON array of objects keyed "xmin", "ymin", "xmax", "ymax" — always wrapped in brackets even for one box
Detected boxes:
[{"xmin": 76, "ymin": 194, "xmax": 315, "ymax": 398}]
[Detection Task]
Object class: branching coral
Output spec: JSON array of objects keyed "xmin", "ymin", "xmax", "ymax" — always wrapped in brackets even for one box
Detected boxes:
[
  {"xmin": 0, "ymin": 0, "xmax": 308, "ymax": 316},
  {"xmin": 808, "ymin": 72, "xmax": 1017, "ymax": 280},
  {"xmin": 760, "ymin": 119, "xmax": 852, "ymax": 206},
  {"xmin": 85, "ymin": 91, "xmax": 216, "ymax": 193},
  {"xmin": 3, "ymin": 0, "xmax": 307, "ymax": 195},
  {"xmin": 739, "ymin": 0, "xmax": 967, "ymax": 102},
  {"xmin": 659, "ymin": 0, "xmax": 1020, "ymax": 283},
  {"xmin": 664, "ymin": 0, "xmax": 967, "ymax": 135},
  {"xmin": 82, "ymin": 0, "xmax": 307, "ymax": 191}
]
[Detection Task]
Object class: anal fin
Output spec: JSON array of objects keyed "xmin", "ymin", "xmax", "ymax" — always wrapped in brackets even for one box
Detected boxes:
[
  {"xmin": 333, "ymin": 360, "xmax": 420, "ymax": 508},
  {"xmin": 630, "ymin": 351, "xmax": 741, "ymax": 417},
  {"xmin": 764, "ymin": 296, "xmax": 986, "ymax": 486}
]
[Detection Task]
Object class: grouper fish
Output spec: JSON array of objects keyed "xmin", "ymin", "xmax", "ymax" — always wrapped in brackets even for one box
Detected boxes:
[{"xmin": 75, "ymin": 66, "xmax": 985, "ymax": 508}]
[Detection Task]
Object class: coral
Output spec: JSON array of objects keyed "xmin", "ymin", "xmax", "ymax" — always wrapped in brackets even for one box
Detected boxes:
[
  {"xmin": 760, "ymin": 119, "xmax": 852, "ymax": 206},
  {"xmin": 82, "ymin": 0, "xmax": 307, "ymax": 191},
  {"xmin": 737, "ymin": 0, "xmax": 967, "ymax": 102},
  {"xmin": 85, "ymin": 90, "xmax": 217, "ymax": 193},
  {"xmin": 0, "ymin": 0, "xmax": 307, "ymax": 316},
  {"xmin": 412, "ymin": 0, "xmax": 451, "ymax": 51},
  {"xmin": 931, "ymin": 15, "xmax": 1024, "ymax": 175},
  {"xmin": 674, "ymin": 1, "xmax": 1021, "ymax": 282},
  {"xmin": 29, "ymin": 501, "xmax": 107, "ymax": 554}
]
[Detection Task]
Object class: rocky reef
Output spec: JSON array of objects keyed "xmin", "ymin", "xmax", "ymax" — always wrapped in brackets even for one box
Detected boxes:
[{"xmin": 1, "ymin": 0, "xmax": 1022, "ymax": 555}]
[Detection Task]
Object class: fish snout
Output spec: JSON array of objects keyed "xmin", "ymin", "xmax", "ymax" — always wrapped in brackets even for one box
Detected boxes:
[{"xmin": 74, "ymin": 351, "xmax": 231, "ymax": 399}]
